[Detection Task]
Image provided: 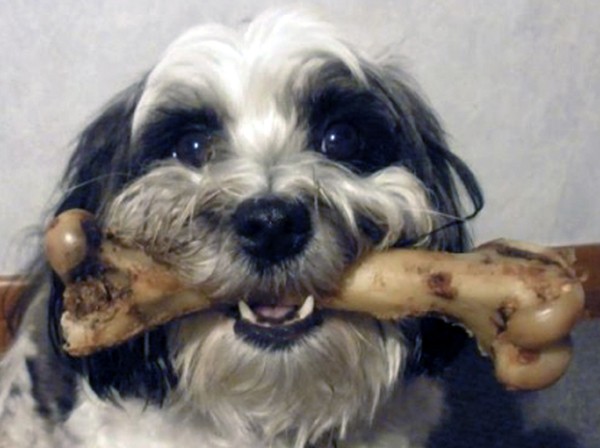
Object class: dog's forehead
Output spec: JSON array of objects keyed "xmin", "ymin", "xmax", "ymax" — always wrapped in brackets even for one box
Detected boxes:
[{"xmin": 131, "ymin": 11, "xmax": 367, "ymax": 136}]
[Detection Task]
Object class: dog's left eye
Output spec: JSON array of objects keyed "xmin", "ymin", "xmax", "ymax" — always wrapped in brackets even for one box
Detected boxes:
[
  {"xmin": 172, "ymin": 132, "xmax": 213, "ymax": 166},
  {"xmin": 320, "ymin": 122, "xmax": 360, "ymax": 161}
]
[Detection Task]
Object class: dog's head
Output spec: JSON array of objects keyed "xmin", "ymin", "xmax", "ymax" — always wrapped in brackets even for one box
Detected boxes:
[{"xmin": 48, "ymin": 9, "xmax": 482, "ymax": 445}]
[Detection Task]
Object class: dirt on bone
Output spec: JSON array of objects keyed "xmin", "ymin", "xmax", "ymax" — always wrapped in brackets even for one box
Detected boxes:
[
  {"xmin": 481, "ymin": 240, "xmax": 576, "ymax": 274},
  {"xmin": 62, "ymin": 273, "xmax": 132, "ymax": 319}
]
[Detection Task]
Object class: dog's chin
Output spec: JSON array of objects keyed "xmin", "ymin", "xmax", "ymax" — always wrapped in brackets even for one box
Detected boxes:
[{"xmin": 169, "ymin": 309, "xmax": 405, "ymax": 444}]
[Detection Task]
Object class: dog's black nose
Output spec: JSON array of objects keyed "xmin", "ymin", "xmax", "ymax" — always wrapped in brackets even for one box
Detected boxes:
[{"xmin": 232, "ymin": 196, "xmax": 312, "ymax": 265}]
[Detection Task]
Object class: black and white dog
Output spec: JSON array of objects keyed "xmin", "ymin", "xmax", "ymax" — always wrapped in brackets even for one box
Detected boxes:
[{"xmin": 0, "ymin": 9, "xmax": 482, "ymax": 448}]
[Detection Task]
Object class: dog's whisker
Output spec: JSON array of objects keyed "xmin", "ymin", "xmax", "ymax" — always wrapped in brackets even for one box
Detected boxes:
[{"xmin": 59, "ymin": 171, "xmax": 130, "ymax": 205}]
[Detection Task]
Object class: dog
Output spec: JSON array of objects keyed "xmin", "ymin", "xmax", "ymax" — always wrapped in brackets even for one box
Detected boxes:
[{"xmin": 0, "ymin": 8, "xmax": 483, "ymax": 448}]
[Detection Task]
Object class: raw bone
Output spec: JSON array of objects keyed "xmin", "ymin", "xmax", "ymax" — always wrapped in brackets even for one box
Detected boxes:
[{"xmin": 45, "ymin": 209, "xmax": 585, "ymax": 390}]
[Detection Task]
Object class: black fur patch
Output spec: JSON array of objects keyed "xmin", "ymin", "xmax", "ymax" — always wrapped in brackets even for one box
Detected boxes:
[
  {"xmin": 134, "ymin": 107, "xmax": 223, "ymax": 172},
  {"xmin": 307, "ymin": 85, "xmax": 401, "ymax": 174},
  {"xmin": 26, "ymin": 355, "xmax": 77, "ymax": 423},
  {"xmin": 55, "ymin": 82, "xmax": 145, "ymax": 216}
]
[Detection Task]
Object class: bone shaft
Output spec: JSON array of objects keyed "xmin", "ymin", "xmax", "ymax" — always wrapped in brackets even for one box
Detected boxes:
[
  {"xmin": 328, "ymin": 250, "xmax": 528, "ymax": 318},
  {"xmin": 328, "ymin": 247, "xmax": 584, "ymax": 358}
]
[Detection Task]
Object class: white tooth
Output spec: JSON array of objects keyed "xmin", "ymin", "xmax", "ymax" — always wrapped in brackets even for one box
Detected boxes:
[
  {"xmin": 238, "ymin": 301, "xmax": 257, "ymax": 323},
  {"xmin": 297, "ymin": 295, "xmax": 315, "ymax": 319}
]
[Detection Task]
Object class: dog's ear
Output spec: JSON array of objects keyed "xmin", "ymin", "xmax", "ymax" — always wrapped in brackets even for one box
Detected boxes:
[
  {"xmin": 55, "ymin": 81, "xmax": 144, "ymax": 215},
  {"xmin": 47, "ymin": 81, "xmax": 178, "ymax": 404},
  {"xmin": 369, "ymin": 68, "xmax": 484, "ymax": 253}
]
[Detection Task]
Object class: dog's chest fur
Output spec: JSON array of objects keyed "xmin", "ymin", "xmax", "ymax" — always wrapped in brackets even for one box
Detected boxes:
[{"xmin": 1, "ymin": 334, "xmax": 443, "ymax": 448}]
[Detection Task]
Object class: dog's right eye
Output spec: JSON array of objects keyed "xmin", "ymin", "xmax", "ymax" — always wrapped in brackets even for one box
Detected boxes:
[
  {"xmin": 172, "ymin": 131, "xmax": 213, "ymax": 166},
  {"xmin": 320, "ymin": 122, "xmax": 361, "ymax": 161}
]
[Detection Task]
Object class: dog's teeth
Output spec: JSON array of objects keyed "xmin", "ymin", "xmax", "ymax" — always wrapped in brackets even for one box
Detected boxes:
[
  {"xmin": 297, "ymin": 295, "xmax": 315, "ymax": 320},
  {"xmin": 238, "ymin": 301, "xmax": 257, "ymax": 323}
]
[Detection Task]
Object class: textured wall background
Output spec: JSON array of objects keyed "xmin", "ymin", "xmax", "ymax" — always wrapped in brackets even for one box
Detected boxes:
[
  {"xmin": 1, "ymin": 0, "xmax": 599, "ymax": 272},
  {"xmin": 0, "ymin": 2, "xmax": 599, "ymax": 446}
]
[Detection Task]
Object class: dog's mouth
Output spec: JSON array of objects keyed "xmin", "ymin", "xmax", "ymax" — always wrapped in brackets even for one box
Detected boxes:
[{"xmin": 229, "ymin": 296, "xmax": 324, "ymax": 350}]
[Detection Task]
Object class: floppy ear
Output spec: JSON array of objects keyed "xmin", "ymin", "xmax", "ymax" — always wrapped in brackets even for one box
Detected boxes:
[
  {"xmin": 368, "ymin": 68, "xmax": 484, "ymax": 253},
  {"xmin": 47, "ymin": 81, "xmax": 177, "ymax": 404},
  {"xmin": 55, "ymin": 81, "xmax": 144, "ymax": 215}
]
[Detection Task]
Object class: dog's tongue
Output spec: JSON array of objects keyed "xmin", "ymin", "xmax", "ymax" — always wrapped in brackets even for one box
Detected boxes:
[{"xmin": 253, "ymin": 305, "xmax": 295, "ymax": 320}]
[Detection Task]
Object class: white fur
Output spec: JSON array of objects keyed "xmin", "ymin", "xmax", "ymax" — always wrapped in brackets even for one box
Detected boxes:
[
  {"xmin": 132, "ymin": 9, "xmax": 366, "ymax": 137},
  {"xmin": 170, "ymin": 314, "xmax": 403, "ymax": 446}
]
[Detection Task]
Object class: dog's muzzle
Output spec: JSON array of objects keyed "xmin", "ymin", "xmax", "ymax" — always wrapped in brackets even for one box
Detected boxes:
[{"xmin": 227, "ymin": 195, "xmax": 323, "ymax": 349}]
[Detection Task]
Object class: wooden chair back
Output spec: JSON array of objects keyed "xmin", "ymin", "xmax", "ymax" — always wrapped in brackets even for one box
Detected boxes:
[{"xmin": 0, "ymin": 276, "xmax": 27, "ymax": 354}]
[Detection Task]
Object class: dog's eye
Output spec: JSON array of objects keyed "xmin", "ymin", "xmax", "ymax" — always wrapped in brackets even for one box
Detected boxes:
[
  {"xmin": 172, "ymin": 132, "xmax": 213, "ymax": 166},
  {"xmin": 320, "ymin": 122, "xmax": 360, "ymax": 160}
]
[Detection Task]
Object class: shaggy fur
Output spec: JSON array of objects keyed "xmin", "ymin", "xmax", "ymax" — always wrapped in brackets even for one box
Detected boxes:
[{"xmin": 0, "ymin": 9, "xmax": 482, "ymax": 448}]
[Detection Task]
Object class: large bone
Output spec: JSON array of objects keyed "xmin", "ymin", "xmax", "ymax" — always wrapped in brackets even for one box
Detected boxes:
[
  {"xmin": 45, "ymin": 209, "xmax": 586, "ymax": 390},
  {"xmin": 326, "ymin": 242, "xmax": 584, "ymax": 390}
]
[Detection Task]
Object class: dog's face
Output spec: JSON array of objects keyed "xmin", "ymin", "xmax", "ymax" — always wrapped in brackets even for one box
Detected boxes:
[{"xmin": 50, "ymin": 9, "xmax": 482, "ymax": 446}]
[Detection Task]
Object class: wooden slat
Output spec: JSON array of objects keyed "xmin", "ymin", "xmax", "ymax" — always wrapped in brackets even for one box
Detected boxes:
[
  {"xmin": 570, "ymin": 244, "xmax": 600, "ymax": 319},
  {"xmin": 0, "ymin": 276, "xmax": 27, "ymax": 354}
]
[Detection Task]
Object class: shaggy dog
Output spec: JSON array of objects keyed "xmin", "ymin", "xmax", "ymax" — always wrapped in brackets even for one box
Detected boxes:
[{"xmin": 0, "ymin": 9, "xmax": 482, "ymax": 448}]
